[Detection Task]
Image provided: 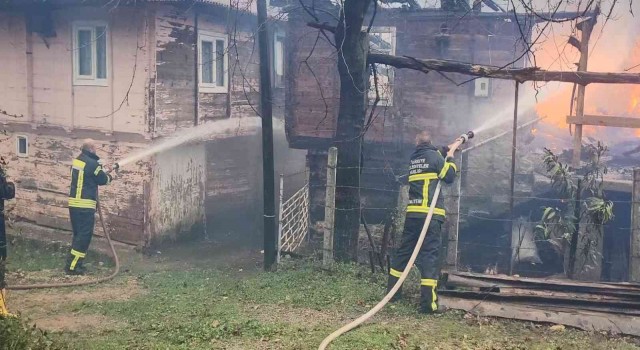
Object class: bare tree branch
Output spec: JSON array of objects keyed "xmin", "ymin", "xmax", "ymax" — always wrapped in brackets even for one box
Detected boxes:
[
  {"xmin": 625, "ymin": 63, "xmax": 640, "ymax": 72},
  {"xmin": 308, "ymin": 21, "xmax": 336, "ymax": 33},
  {"xmin": 518, "ymin": 0, "xmax": 597, "ymax": 23}
]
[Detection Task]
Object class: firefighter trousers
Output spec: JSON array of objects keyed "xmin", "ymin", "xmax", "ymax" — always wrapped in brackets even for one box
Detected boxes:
[
  {"xmin": 387, "ymin": 217, "xmax": 445, "ymax": 313},
  {"xmin": 66, "ymin": 208, "xmax": 96, "ymax": 272}
]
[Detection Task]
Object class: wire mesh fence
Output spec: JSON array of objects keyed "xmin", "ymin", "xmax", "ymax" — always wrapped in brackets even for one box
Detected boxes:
[
  {"xmin": 300, "ymin": 162, "xmax": 635, "ymax": 281},
  {"xmin": 277, "ymin": 172, "xmax": 310, "ymax": 261}
]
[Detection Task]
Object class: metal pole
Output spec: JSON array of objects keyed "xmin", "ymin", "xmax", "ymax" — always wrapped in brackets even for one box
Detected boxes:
[
  {"xmin": 193, "ymin": 11, "xmax": 199, "ymax": 126},
  {"xmin": 277, "ymin": 174, "xmax": 284, "ymax": 264},
  {"xmin": 508, "ymin": 82, "xmax": 519, "ymax": 275},
  {"xmin": 257, "ymin": 0, "xmax": 276, "ymax": 271}
]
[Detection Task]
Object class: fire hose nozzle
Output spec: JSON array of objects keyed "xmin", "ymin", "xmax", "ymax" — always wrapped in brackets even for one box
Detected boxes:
[
  {"xmin": 112, "ymin": 163, "xmax": 120, "ymax": 175},
  {"xmin": 459, "ymin": 131, "xmax": 475, "ymax": 144}
]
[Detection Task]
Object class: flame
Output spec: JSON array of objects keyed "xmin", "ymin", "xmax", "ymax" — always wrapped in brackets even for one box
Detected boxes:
[
  {"xmin": 631, "ymin": 97, "xmax": 640, "ymax": 114},
  {"xmin": 531, "ymin": 25, "xmax": 640, "ymax": 141}
]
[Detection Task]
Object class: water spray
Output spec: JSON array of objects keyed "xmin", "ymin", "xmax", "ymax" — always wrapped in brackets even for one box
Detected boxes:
[{"xmin": 318, "ymin": 131, "xmax": 474, "ymax": 350}]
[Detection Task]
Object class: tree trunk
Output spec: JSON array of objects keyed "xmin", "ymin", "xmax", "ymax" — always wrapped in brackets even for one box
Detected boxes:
[
  {"xmin": 332, "ymin": 0, "xmax": 371, "ymax": 262},
  {"xmin": 567, "ymin": 179, "xmax": 582, "ymax": 279}
]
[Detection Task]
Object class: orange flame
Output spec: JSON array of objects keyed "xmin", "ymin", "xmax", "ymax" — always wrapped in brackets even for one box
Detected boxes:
[
  {"xmin": 532, "ymin": 29, "xmax": 640, "ymax": 139},
  {"xmin": 631, "ymin": 96, "xmax": 640, "ymax": 114}
]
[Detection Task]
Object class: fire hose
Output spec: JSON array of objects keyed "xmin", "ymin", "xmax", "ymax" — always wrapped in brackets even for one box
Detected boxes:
[
  {"xmin": 318, "ymin": 131, "xmax": 474, "ymax": 350},
  {"xmin": 7, "ymin": 170, "xmax": 121, "ymax": 291}
]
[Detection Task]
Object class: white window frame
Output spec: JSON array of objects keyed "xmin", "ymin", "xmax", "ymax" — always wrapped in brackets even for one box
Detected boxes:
[
  {"xmin": 198, "ymin": 31, "xmax": 229, "ymax": 94},
  {"xmin": 72, "ymin": 21, "xmax": 110, "ymax": 87},
  {"xmin": 273, "ymin": 32, "xmax": 285, "ymax": 88},
  {"xmin": 367, "ymin": 26, "xmax": 396, "ymax": 107},
  {"xmin": 16, "ymin": 135, "xmax": 28, "ymax": 157},
  {"xmin": 475, "ymin": 77, "xmax": 491, "ymax": 97}
]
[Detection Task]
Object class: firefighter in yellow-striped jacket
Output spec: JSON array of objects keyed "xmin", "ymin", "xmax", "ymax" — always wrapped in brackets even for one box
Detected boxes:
[
  {"xmin": 65, "ymin": 139, "xmax": 113, "ymax": 275},
  {"xmin": 387, "ymin": 131, "xmax": 458, "ymax": 314}
]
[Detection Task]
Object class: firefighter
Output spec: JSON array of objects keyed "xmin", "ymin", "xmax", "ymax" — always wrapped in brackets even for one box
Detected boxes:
[
  {"xmin": 65, "ymin": 139, "xmax": 113, "ymax": 275},
  {"xmin": 0, "ymin": 162, "xmax": 15, "ymax": 316},
  {"xmin": 387, "ymin": 130, "xmax": 458, "ymax": 314}
]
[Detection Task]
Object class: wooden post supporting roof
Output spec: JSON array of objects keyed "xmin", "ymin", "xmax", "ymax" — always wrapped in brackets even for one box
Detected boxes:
[{"xmin": 572, "ymin": 14, "xmax": 597, "ymax": 168}]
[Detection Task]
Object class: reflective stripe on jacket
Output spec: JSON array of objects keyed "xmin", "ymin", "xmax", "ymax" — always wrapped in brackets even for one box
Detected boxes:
[
  {"xmin": 68, "ymin": 150, "xmax": 111, "ymax": 210},
  {"xmin": 406, "ymin": 142, "xmax": 457, "ymax": 220}
]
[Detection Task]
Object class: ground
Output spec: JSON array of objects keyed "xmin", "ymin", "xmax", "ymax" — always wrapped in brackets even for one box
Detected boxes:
[{"xmin": 2, "ymin": 234, "xmax": 640, "ymax": 350}]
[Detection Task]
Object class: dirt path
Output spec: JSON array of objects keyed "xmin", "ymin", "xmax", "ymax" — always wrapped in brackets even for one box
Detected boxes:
[{"xmin": 8, "ymin": 277, "xmax": 144, "ymax": 332}]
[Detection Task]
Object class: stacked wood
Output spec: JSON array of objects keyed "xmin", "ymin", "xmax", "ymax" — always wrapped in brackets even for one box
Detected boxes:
[{"xmin": 442, "ymin": 271, "xmax": 640, "ymax": 337}]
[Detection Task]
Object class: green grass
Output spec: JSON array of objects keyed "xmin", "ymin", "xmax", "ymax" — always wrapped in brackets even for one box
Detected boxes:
[
  {"xmin": 6, "ymin": 235, "xmax": 112, "ymax": 273},
  {"xmin": 3, "ymin": 238, "xmax": 640, "ymax": 350},
  {"xmin": 0, "ymin": 316, "xmax": 68, "ymax": 350}
]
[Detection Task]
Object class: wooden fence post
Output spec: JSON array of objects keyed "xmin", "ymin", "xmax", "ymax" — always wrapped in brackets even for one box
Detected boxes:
[
  {"xmin": 630, "ymin": 169, "xmax": 640, "ymax": 282},
  {"xmin": 323, "ymin": 147, "xmax": 338, "ymax": 266},
  {"xmin": 445, "ymin": 151, "xmax": 464, "ymax": 271}
]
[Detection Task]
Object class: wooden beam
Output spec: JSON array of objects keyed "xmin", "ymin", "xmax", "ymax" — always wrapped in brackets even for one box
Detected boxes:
[
  {"xmin": 367, "ymin": 53, "xmax": 640, "ymax": 85},
  {"xmin": 566, "ymin": 114, "xmax": 640, "ymax": 129},
  {"xmin": 441, "ymin": 297, "xmax": 640, "ymax": 337}
]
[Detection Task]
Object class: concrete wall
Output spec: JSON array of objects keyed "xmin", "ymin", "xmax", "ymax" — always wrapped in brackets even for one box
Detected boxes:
[{"xmin": 148, "ymin": 142, "xmax": 206, "ymax": 245}]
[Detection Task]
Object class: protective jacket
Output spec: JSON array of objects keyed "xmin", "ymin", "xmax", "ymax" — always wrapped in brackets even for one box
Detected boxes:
[
  {"xmin": 68, "ymin": 149, "xmax": 111, "ymax": 210},
  {"xmin": 406, "ymin": 142, "xmax": 457, "ymax": 221},
  {"xmin": 0, "ymin": 174, "xmax": 15, "ymax": 261}
]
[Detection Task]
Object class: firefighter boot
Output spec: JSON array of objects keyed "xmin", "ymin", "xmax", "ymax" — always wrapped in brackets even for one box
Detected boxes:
[
  {"xmin": 0, "ymin": 288, "xmax": 12, "ymax": 317},
  {"xmin": 388, "ymin": 268, "xmax": 406, "ymax": 302},
  {"xmin": 419, "ymin": 278, "xmax": 445, "ymax": 314},
  {"xmin": 65, "ymin": 250, "xmax": 87, "ymax": 276},
  {"xmin": 386, "ymin": 275, "xmax": 403, "ymax": 302}
]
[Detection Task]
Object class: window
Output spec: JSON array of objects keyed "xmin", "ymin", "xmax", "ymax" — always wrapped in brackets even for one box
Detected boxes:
[
  {"xmin": 72, "ymin": 22, "xmax": 108, "ymax": 86},
  {"xmin": 368, "ymin": 27, "xmax": 396, "ymax": 106},
  {"xmin": 198, "ymin": 31, "xmax": 228, "ymax": 93},
  {"xmin": 475, "ymin": 77, "xmax": 490, "ymax": 97},
  {"xmin": 273, "ymin": 34, "xmax": 285, "ymax": 88},
  {"xmin": 16, "ymin": 136, "xmax": 28, "ymax": 157}
]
